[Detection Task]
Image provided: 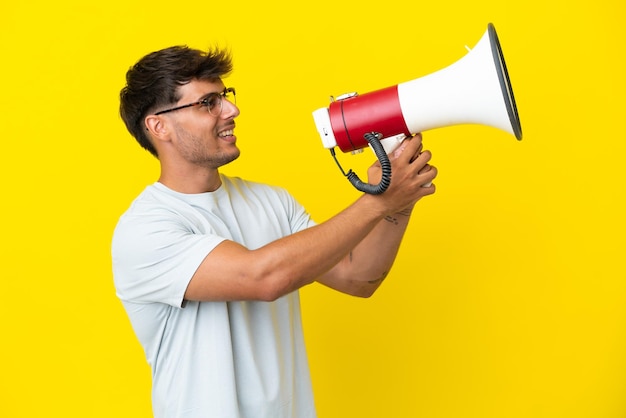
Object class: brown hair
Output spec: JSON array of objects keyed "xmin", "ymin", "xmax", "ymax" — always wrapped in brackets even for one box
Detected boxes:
[{"xmin": 119, "ymin": 46, "xmax": 233, "ymax": 158}]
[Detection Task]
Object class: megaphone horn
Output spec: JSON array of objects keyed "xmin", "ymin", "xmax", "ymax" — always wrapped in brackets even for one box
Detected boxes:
[{"xmin": 312, "ymin": 23, "xmax": 522, "ymax": 194}]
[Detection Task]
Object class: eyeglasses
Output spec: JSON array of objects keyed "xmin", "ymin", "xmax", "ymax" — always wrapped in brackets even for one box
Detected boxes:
[{"xmin": 154, "ymin": 87, "xmax": 236, "ymax": 117}]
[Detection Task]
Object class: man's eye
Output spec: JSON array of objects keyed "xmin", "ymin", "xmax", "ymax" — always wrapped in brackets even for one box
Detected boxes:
[{"xmin": 204, "ymin": 95, "xmax": 220, "ymax": 109}]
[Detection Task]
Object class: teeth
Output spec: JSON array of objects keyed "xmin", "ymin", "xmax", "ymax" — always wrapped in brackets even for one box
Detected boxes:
[{"xmin": 219, "ymin": 130, "xmax": 233, "ymax": 137}]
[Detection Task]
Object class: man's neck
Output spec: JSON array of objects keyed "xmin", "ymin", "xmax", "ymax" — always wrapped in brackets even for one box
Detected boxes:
[{"xmin": 158, "ymin": 168, "xmax": 222, "ymax": 194}]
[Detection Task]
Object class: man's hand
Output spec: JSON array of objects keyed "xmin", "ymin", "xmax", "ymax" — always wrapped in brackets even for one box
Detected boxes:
[{"xmin": 366, "ymin": 133, "xmax": 437, "ymax": 215}]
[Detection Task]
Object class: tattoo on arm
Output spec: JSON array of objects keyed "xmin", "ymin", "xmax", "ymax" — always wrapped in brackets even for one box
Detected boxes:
[
  {"xmin": 368, "ymin": 271, "xmax": 388, "ymax": 285},
  {"xmin": 384, "ymin": 209, "xmax": 411, "ymax": 225},
  {"xmin": 384, "ymin": 215, "xmax": 399, "ymax": 225}
]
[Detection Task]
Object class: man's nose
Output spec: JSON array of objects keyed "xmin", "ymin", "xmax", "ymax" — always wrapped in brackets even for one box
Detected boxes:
[{"xmin": 222, "ymin": 98, "xmax": 239, "ymax": 118}]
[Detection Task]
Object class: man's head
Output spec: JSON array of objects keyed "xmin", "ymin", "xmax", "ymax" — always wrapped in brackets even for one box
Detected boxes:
[{"xmin": 120, "ymin": 46, "xmax": 233, "ymax": 158}]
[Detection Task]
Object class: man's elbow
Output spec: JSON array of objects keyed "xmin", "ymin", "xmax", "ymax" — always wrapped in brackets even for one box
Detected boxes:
[
  {"xmin": 351, "ymin": 287, "xmax": 377, "ymax": 298},
  {"xmin": 356, "ymin": 273, "xmax": 388, "ymax": 298},
  {"xmin": 348, "ymin": 277, "xmax": 386, "ymax": 298},
  {"xmin": 255, "ymin": 273, "xmax": 310, "ymax": 302}
]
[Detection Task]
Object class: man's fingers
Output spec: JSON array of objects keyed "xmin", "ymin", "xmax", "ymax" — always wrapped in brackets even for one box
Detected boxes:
[
  {"xmin": 395, "ymin": 133, "xmax": 423, "ymax": 163},
  {"xmin": 412, "ymin": 149, "xmax": 432, "ymax": 168}
]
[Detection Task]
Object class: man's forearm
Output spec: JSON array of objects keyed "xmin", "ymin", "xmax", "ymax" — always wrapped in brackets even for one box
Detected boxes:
[
  {"xmin": 348, "ymin": 206, "xmax": 413, "ymax": 282},
  {"xmin": 314, "ymin": 206, "xmax": 414, "ymax": 297}
]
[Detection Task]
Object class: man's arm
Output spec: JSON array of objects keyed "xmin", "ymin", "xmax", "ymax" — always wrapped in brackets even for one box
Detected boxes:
[
  {"xmin": 314, "ymin": 206, "xmax": 415, "ymax": 297},
  {"xmin": 184, "ymin": 135, "xmax": 436, "ymax": 302},
  {"xmin": 316, "ymin": 136, "xmax": 434, "ymax": 297}
]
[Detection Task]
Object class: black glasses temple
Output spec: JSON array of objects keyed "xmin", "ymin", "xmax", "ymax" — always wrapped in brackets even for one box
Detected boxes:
[{"xmin": 154, "ymin": 102, "xmax": 199, "ymax": 115}]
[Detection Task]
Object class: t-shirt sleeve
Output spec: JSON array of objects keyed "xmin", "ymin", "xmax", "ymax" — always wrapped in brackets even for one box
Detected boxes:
[
  {"xmin": 112, "ymin": 209, "xmax": 225, "ymax": 307},
  {"xmin": 273, "ymin": 186, "xmax": 317, "ymax": 234}
]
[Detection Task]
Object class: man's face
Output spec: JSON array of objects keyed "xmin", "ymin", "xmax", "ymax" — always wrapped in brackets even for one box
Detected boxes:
[{"xmin": 165, "ymin": 78, "xmax": 240, "ymax": 169}]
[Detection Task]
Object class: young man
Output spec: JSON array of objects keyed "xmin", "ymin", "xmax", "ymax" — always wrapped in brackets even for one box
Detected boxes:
[{"xmin": 112, "ymin": 45, "xmax": 437, "ymax": 418}]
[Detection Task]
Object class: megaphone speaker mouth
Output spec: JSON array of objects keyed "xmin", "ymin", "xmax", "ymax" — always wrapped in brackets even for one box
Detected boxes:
[{"xmin": 488, "ymin": 23, "xmax": 522, "ymax": 140}]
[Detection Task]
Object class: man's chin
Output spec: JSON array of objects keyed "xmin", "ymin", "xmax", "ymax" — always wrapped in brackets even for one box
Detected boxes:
[{"xmin": 214, "ymin": 149, "xmax": 240, "ymax": 167}]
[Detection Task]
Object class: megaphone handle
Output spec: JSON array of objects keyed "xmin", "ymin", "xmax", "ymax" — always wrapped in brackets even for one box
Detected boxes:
[{"xmin": 345, "ymin": 132, "xmax": 392, "ymax": 195}]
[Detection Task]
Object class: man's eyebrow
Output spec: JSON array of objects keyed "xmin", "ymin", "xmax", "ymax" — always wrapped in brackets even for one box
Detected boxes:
[
  {"xmin": 195, "ymin": 92, "xmax": 215, "ymax": 102},
  {"xmin": 197, "ymin": 89, "xmax": 225, "ymax": 101}
]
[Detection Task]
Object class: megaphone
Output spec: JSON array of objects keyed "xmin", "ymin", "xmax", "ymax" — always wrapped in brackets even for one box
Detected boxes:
[{"xmin": 312, "ymin": 23, "xmax": 522, "ymax": 194}]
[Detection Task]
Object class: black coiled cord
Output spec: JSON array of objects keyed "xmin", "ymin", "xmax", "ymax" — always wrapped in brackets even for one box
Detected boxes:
[{"xmin": 330, "ymin": 132, "xmax": 392, "ymax": 195}]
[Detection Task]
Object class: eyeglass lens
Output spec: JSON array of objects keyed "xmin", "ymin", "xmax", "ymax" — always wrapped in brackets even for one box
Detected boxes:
[{"xmin": 206, "ymin": 88, "xmax": 236, "ymax": 116}]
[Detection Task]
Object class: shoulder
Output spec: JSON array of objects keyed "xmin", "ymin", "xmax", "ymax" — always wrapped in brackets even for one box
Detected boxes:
[
  {"xmin": 115, "ymin": 183, "xmax": 204, "ymax": 226},
  {"xmin": 112, "ymin": 184, "xmax": 199, "ymax": 251},
  {"xmin": 221, "ymin": 175, "xmax": 315, "ymax": 231}
]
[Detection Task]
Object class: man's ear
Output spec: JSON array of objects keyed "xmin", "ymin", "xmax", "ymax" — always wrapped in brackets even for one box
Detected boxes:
[{"xmin": 145, "ymin": 114, "xmax": 171, "ymax": 143}]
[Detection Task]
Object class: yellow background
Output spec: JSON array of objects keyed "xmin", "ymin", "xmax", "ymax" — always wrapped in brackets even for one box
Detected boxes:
[{"xmin": 1, "ymin": 0, "xmax": 624, "ymax": 417}]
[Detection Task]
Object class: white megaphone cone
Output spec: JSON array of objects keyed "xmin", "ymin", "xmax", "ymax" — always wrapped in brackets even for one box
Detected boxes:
[{"xmin": 312, "ymin": 23, "xmax": 522, "ymax": 194}]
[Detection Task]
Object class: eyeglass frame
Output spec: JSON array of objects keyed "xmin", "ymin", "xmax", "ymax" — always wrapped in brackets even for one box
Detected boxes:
[{"xmin": 154, "ymin": 87, "xmax": 236, "ymax": 116}]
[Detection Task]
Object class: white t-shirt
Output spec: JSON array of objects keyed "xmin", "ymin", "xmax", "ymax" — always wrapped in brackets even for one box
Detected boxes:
[{"xmin": 112, "ymin": 175, "xmax": 317, "ymax": 418}]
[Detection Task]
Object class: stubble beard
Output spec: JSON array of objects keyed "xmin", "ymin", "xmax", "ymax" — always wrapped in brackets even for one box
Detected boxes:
[{"xmin": 175, "ymin": 126, "xmax": 240, "ymax": 169}]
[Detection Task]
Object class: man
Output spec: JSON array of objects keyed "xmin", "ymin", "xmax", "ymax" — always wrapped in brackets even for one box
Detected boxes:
[{"xmin": 112, "ymin": 45, "xmax": 437, "ymax": 418}]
